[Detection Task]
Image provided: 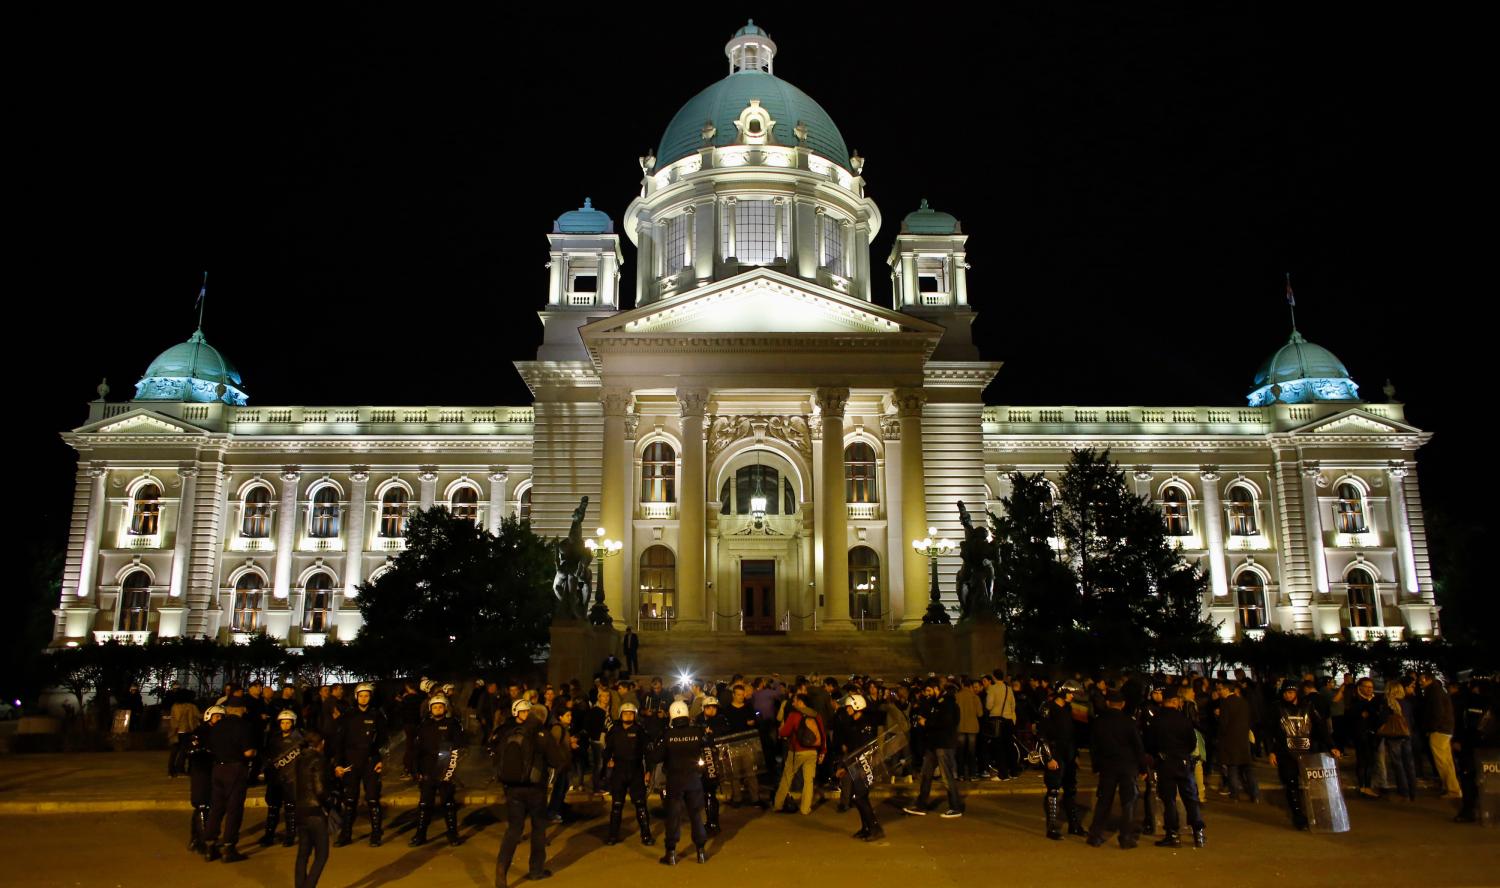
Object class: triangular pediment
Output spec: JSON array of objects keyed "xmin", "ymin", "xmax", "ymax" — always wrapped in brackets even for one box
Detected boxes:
[
  {"xmin": 583, "ymin": 269, "xmax": 945, "ymax": 338},
  {"xmin": 75, "ymin": 407, "xmax": 208, "ymax": 436},
  {"xmin": 1292, "ymin": 408, "xmax": 1421, "ymax": 436}
]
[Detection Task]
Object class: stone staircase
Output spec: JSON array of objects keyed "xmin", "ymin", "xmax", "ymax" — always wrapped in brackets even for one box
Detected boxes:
[{"xmin": 632, "ymin": 630, "xmax": 926, "ymax": 681}]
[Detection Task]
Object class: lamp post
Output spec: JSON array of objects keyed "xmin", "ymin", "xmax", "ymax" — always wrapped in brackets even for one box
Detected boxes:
[
  {"xmin": 912, "ymin": 526, "xmax": 955, "ymax": 625},
  {"xmin": 585, "ymin": 527, "xmax": 623, "ymax": 627}
]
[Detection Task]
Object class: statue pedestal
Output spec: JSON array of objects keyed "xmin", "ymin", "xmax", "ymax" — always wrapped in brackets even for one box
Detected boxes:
[
  {"xmin": 547, "ymin": 619, "xmax": 621, "ymax": 688},
  {"xmin": 910, "ymin": 623, "xmax": 956, "ymax": 675},
  {"xmin": 954, "ymin": 618, "xmax": 1007, "ymax": 677}
]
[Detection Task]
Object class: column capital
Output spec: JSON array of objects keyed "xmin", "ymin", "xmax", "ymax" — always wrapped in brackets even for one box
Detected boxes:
[
  {"xmin": 677, "ymin": 388, "xmax": 711, "ymax": 418},
  {"xmin": 281, "ymin": 466, "xmax": 302, "ymax": 482},
  {"xmin": 600, "ymin": 388, "xmax": 633, "ymax": 417},
  {"xmin": 179, "ymin": 463, "xmax": 201, "ymax": 479},
  {"xmin": 1198, "ymin": 465, "xmax": 1221, "ymax": 482},
  {"xmin": 1386, "ymin": 461, "xmax": 1410, "ymax": 480},
  {"xmin": 893, "ymin": 388, "xmax": 926, "ymax": 417},
  {"xmin": 623, "ymin": 414, "xmax": 640, "ymax": 438},
  {"xmin": 1133, "ymin": 466, "xmax": 1154, "ymax": 481},
  {"xmin": 488, "ymin": 471, "xmax": 509, "ymax": 483},
  {"xmin": 348, "ymin": 466, "xmax": 371, "ymax": 483},
  {"xmin": 879, "ymin": 416, "xmax": 901, "ymax": 441},
  {"xmin": 87, "ymin": 461, "xmax": 109, "ymax": 479},
  {"xmin": 418, "ymin": 466, "xmax": 440, "ymax": 482},
  {"xmin": 1300, "ymin": 460, "xmax": 1322, "ymax": 480},
  {"xmin": 814, "ymin": 387, "xmax": 850, "ymax": 417}
]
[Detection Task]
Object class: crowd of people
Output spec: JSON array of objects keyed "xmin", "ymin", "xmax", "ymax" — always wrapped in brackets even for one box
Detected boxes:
[{"xmin": 157, "ymin": 665, "xmax": 1498, "ymax": 885}]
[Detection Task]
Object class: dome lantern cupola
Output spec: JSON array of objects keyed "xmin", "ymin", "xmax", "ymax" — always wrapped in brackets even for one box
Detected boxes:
[{"xmin": 726, "ymin": 20, "xmax": 776, "ymax": 75}]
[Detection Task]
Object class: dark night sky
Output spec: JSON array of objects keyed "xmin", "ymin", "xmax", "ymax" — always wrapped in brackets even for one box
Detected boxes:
[{"xmin": 15, "ymin": 6, "xmax": 1483, "ymax": 551}]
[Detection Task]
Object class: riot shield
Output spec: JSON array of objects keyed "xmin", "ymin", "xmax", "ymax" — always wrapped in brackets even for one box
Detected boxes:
[
  {"xmin": 714, "ymin": 730, "xmax": 767, "ymax": 783},
  {"xmin": 1298, "ymin": 753, "xmax": 1350, "ymax": 833},
  {"xmin": 1477, "ymin": 748, "xmax": 1499, "ymax": 828},
  {"xmin": 845, "ymin": 728, "xmax": 910, "ymax": 789}
]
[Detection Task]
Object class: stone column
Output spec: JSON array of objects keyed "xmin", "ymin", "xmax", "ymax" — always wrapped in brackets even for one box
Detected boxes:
[
  {"xmin": 600, "ymin": 250, "xmax": 619, "ymax": 307},
  {"xmin": 600, "ymin": 388, "xmax": 632, "ymax": 622},
  {"xmin": 547, "ymin": 251, "xmax": 564, "ymax": 305},
  {"xmin": 487, "ymin": 470, "xmax": 508, "ymax": 536},
  {"xmin": 853, "ymin": 221, "xmax": 872, "ymax": 300},
  {"xmin": 724, "ymin": 197, "xmax": 737, "ymax": 259},
  {"xmin": 1387, "ymin": 462, "xmax": 1419, "ymax": 596},
  {"xmin": 794, "ymin": 194, "xmax": 818, "ymax": 278},
  {"xmin": 419, "ymin": 467, "xmax": 438, "ymax": 510},
  {"xmin": 953, "ymin": 252, "xmax": 970, "ymax": 306},
  {"xmin": 168, "ymin": 464, "xmax": 199, "ymax": 601},
  {"xmin": 1199, "ymin": 467, "xmax": 1229, "ymax": 599},
  {"xmin": 900, "ymin": 252, "xmax": 918, "ymax": 308},
  {"xmin": 1300, "ymin": 462, "xmax": 1330, "ymax": 595},
  {"xmin": 344, "ymin": 468, "xmax": 369, "ymax": 597},
  {"xmin": 273, "ymin": 467, "xmax": 301, "ymax": 600},
  {"xmin": 897, "ymin": 390, "xmax": 929, "ymax": 627},
  {"xmin": 622, "ymin": 414, "xmax": 639, "ymax": 624},
  {"xmin": 676, "ymin": 389, "xmax": 709, "ymax": 628},
  {"xmin": 74, "ymin": 461, "xmax": 109, "ymax": 600},
  {"xmin": 881, "ymin": 416, "xmax": 905, "ymax": 627},
  {"xmin": 817, "ymin": 387, "xmax": 851, "ymax": 626}
]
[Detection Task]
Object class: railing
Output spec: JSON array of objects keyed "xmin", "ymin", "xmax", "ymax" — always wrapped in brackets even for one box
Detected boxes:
[
  {"xmin": 228, "ymin": 406, "xmax": 535, "ymax": 433},
  {"xmin": 92, "ymin": 631, "xmax": 151, "ymax": 645},
  {"xmin": 229, "ymin": 536, "xmax": 270, "ymax": 553},
  {"xmin": 641, "ymin": 502, "xmax": 676, "ymax": 520},
  {"xmin": 379, "ymin": 538, "xmax": 407, "ymax": 552},
  {"xmin": 127, "ymin": 534, "xmax": 161, "ymax": 550},
  {"xmin": 846, "ymin": 503, "xmax": 878, "ymax": 520},
  {"xmin": 639, "ymin": 616, "xmax": 673, "ymax": 632},
  {"xmin": 1348, "ymin": 626, "xmax": 1404, "ymax": 642},
  {"xmin": 854, "ymin": 610, "xmax": 884, "ymax": 631}
]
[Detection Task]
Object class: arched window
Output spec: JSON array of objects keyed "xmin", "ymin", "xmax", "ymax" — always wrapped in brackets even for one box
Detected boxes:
[
  {"xmin": 241, "ymin": 486, "xmax": 272, "ymax": 538},
  {"xmin": 119, "ymin": 571, "xmax": 152, "ymax": 632},
  {"xmin": 848, "ymin": 546, "xmax": 881, "ymax": 624},
  {"xmin": 1235, "ymin": 571, "xmax": 1266, "ymax": 630},
  {"xmin": 130, "ymin": 484, "xmax": 161, "ymax": 536},
  {"xmin": 379, "ymin": 488, "xmax": 408, "ymax": 538},
  {"xmin": 450, "ymin": 486, "xmax": 480, "ymax": 522},
  {"xmin": 1347, "ymin": 568, "xmax": 1377, "ymax": 628},
  {"xmin": 642, "ymin": 442, "xmax": 677, "ymax": 503},
  {"xmin": 1336, "ymin": 483, "xmax": 1368, "ymax": 534},
  {"xmin": 232, "ymin": 573, "xmax": 264, "ymax": 632},
  {"xmin": 844, "ymin": 442, "xmax": 878, "ymax": 504},
  {"xmin": 302, "ymin": 573, "xmax": 333, "ymax": 632},
  {"xmin": 639, "ymin": 546, "xmax": 676, "ymax": 624},
  {"xmin": 1162, "ymin": 486, "xmax": 1192, "ymax": 536},
  {"xmin": 518, "ymin": 486, "xmax": 532, "ymax": 522},
  {"xmin": 1227, "ymin": 485, "xmax": 1258, "ymax": 536},
  {"xmin": 309, "ymin": 487, "xmax": 340, "ymax": 538}
]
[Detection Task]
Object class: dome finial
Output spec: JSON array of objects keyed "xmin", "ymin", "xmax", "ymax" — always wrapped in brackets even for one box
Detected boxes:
[
  {"xmin": 95, "ymin": 378, "xmax": 110, "ymax": 402},
  {"xmin": 583, "ymin": 197, "xmax": 592, "ymax": 209},
  {"xmin": 726, "ymin": 20, "xmax": 776, "ymax": 75}
]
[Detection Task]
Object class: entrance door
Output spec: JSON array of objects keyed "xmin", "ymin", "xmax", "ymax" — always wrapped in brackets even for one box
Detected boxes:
[{"xmin": 741, "ymin": 560, "xmax": 777, "ymax": 634}]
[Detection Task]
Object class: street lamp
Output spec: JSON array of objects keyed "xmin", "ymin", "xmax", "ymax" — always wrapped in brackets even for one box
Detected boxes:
[
  {"xmin": 912, "ymin": 526, "xmax": 955, "ymax": 625},
  {"xmin": 585, "ymin": 527, "xmax": 623, "ymax": 627}
]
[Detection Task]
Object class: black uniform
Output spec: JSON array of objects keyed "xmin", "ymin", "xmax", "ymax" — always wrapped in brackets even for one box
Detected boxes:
[
  {"xmin": 698, "ymin": 710, "xmax": 729, "ymax": 831},
  {"xmin": 410, "ymin": 711, "xmax": 467, "ymax": 845},
  {"xmin": 1267, "ymin": 695, "xmax": 1336, "ymax": 829},
  {"xmin": 1039, "ymin": 697, "xmax": 1085, "ymax": 837},
  {"xmin": 835, "ymin": 709, "xmax": 882, "ymax": 838},
  {"xmin": 651, "ymin": 718, "xmax": 711, "ymax": 861},
  {"xmin": 261, "ymin": 725, "xmax": 303, "ymax": 846},
  {"xmin": 292, "ymin": 741, "xmax": 333, "ymax": 888},
  {"xmin": 1146, "ymin": 705, "xmax": 1204, "ymax": 843},
  {"xmin": 333, "ymin": 703, "xmax": 389, "ymax": 845},
  {"xmin": 204, "ymin": 714, "xmax": 255, "ymax": 858},
  {"xmin": 1086, "ymin": 707, "xmax": 1146, "ymax": 847},
  {"xmin": 186, "ymin": 721, "xmax": 215, "ymax": 853},
  {"xmin": 1135, "ymin": 700, "xmax": 1161, "ymax": 833},
  {"xmin": 495, "ymin": 717, "xmax": 567, "ymax": 880},
  {"xmin": 603, "ymin": 718, "xmax": 654, "ymax": 844}
]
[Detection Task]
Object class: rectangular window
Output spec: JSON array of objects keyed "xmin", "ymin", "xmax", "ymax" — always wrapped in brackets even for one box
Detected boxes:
[
  {"xmin": 734, "ymin": 199, "xmax": 776, "ymax": 265},
  {"xmin": 660, "ymin": 215, "xmax": 686, "ymax": 276},
  {"xmin": 822, "ymin": 216, "xmax": 845, "ymax": 273}
]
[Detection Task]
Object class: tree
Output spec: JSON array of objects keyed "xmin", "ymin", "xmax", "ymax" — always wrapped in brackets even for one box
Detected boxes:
[
  {"xmin": 993, "ymin": 471, "xmax": 1079, "ymax": 667},
  {"xmin": 354, "ymin": 508, "xmax": 555, "ymax": 676}
]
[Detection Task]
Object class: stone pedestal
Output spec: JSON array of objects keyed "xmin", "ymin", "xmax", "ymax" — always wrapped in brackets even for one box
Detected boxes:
[
  {"xmin": 910, "ymin": 623, "xmax": 956, "ymax": 675},
  {"xmin": 954, "ymin": 618, "xmax": 1007, "ymax": 678},
  {"xmin": 547, "ymin": 619, "xmax": 622, "ymax": 689}
]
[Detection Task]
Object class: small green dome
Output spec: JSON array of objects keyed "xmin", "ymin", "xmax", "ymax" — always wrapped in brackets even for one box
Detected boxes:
[
  {"xmin": 656, "ymin": 70, "xmax": 849, "ymax": 170},
  {"xmin": 902, "ymin": 199, "xmax": 960, "ymax": 235},
  {"xmin": 135, "ymin": 329, "xmax": 247, "ymax": 405},
  {"xmin": 554, "ymin": 197, "xmax": 613, "ymax": 234},
  {"xmin": 734, "ymin": 19, "xmax": 765, "ymax": 37},
  {"xmin": 1247, "ymin": 329, "xmax": 1359, "ymax": 406}
]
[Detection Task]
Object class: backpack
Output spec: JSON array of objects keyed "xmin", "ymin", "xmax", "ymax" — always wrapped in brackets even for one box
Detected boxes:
[
  {"xmin": 796, "ymin": 713, "xmax": 821, "ymax": 748},
  {"xmin": 498, "ymin": 725, "xmax": 544, "ymax": 785}
]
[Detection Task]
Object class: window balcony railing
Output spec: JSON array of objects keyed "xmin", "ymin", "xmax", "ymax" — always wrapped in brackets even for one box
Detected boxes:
[
  {"xmin": 846, "ymin": 503, "xmax": 879, "ymax": 521},
  {"xmin": 1330, "ymin": 530, "xmax": 1380, "ymax": 549},
  {"xmin": 1241, "ymin": 628, "xmax": 1267, "ymax": 642},
  {"xmin": 378, "ymin": 537, "xmax": 407, "ymax": 552},
  {"xmin": 1348, "ymin": 626, "xmax": 1404, "ymax": 643},
  {"xmin": 123, "ymin": 533, "xmax": 163, "ymax": 550},
  {"xmin": 641, "ymin": 502, "xmax": 676, "ymax": 520},
  {"xmin": 300, "ymin": 537, "xmax": 345, "ymax": 553},
  {"xmin": 92, "ymin": 630, "xmax": 151, "ymax": 645},
  {"xmin": 230, "ymin": 537, "xmax": 271, "ymax": 553}
]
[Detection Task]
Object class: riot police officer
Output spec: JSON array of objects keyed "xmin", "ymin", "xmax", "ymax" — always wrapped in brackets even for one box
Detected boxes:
[
  {"xmin": 334, "ymin": 682, "xmax": 389, "ymax": 846},
  {"xmin": 603, "ymin": 701, "xmax": 655, "ymax": 846},
  {"xmin": 261, "ymin": 710, "xmax": 302, "ymax": 847},
  {"xmin": 186, "ymin": 705, "xmax": 221, "ymax": 855},
  {"xmin": 409, "ymin": 693, "xmax": 467, "ymax": 847},
  {"xmin": 1040, "ymin": 685, "xmax": 1086, "ymax": 840},
  {"xmin": 495, "ymin": 699, "xmax": 566, "ymax": 884},
  {"xmin": 1146, "ymin": 691, "xmax": 1205, "ymax": 848},
  {"xmin": 1267, "ymin": 681, "xmax": 1339, "ymax": 830},
  {"xmin": 1137, "ymin": 686, "xmax": 1163, "ymax": 836},
  {"xmin": 651, "ymin": 700, "xmax": 710, "ymax": 865},
  {"xmin": 203, "ymin": 701, "xmax": 258, "ymax": 862},
  {"xmin": 834, "ymin": 694, "xmax": 884, "ymax": 842},
  {"xmin": 697, "ymin": 696, "xmax": 725, "ymax": 835}
]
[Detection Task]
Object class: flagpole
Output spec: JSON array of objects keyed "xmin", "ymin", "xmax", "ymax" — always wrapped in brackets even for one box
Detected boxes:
[
  {"xmin": 1285, "ymin": 272, "xmax": 1298, "ymax": 331},
  {"xmin": 187, "ymin": 272, "xmax": 206, "ymax": 399}
]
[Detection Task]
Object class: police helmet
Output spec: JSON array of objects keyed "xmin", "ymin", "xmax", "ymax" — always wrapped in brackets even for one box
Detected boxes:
[
  {"xmin": 511, "ymin": 699, "xmax": 532, "ymax": 717},
  {"xmin": 419, "ymin": 678, "xmax": 435, "ymax": 694},
  {"xmin": 442, "ymin": 683, "xmax": 456, "ymax": 696},
  {"xmin": 355, "ymin": 682, "xmax": 375, "ymax": 696},
  {"xmin": 427, "ymin": 694, "xmax": 450, "ymax": 712},
  {"xmin": 204, "ymin": 705, "xmax": 226, "ymax": 721},
  {"xmin": 669, "ymin": 701, "xmax": 690, "ymax": 721},
  {"xmin": 277, "ymin": 709, "xmax": 297, "ymax": 723},
  {"xmin": 620, "ymin": 702, "xmax": 639, "ymax": 715},
  {"xmin": 701, "ymin": 696, "xmax": 719, "ymax": 708},
  {"xmin": 843, "ymin": 694, "xmax": 867, "ymax": 712}
]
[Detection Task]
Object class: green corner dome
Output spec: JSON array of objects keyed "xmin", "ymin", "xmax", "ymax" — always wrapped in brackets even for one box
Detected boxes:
[
  {"xmin": 656, "ymin": 70, "xmax": 850, "ymax": 170},
  {"xmin": 1247, "ymin": 329, "xmax": 1359, "ymax": 407},
  {"xmin": 135, "ymin": 329, "xmax": 248, "ymax": 405},
  {"xmin": 734, "ymin": 19, "xmax": 765, "ymax": 37},
  {"xmin": 554, "ymin": 197, "xmax": 613, "ymax": 234},
  {"xmin": 901, "ymin": 199, "xmax": 961, "ymax": 235}
]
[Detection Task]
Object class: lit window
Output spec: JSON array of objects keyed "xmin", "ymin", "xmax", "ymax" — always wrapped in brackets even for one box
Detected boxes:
[
  {"xmin": 130, "ymin": 484, "xmax": 161, "ymax": 536},
  {"xmin": 844, "ymin": 442, "xmax": 878, "ymax": 503},
  {"xmin": 380, "ymin": 488, "xmax": 408, "ymax": 538},
  {"xmin": 660, "ymin": 214, "xmax": 687, "ymax": 276},
  {"xmin": 848, "ymin": 546, "xmax": 881, "ymax": 622},
  {"xmin": 1162, "ymin": 486, "xmax": 1191, "ymax": 536},
  {"xmin": 732, "ymin": 464, "xmax": 783, "ymax": 515},
  {"xmin": 451, "ymin": 486, "xmax": 480, "ymax": 522},
  {"xmin": 1227, "ymin": 486, "xmax": 1258, "ymax": 536},
  {"xmin": 309, "ymin": 487, "xmax": 340, "ymax": 538},
  {"xmin": 119, "ymin": 571, "xmax": 151, "ymax": 632},
  {"xmin": 730, "ymin": 199, "xmax": 776, "ymax": 265},
  {"xmin": 241, "ymin": 486, "xmax": 272, "ymax": 538},
  {"xmin": 639, "ymin": 546, "xmax": 676, "ymax": 622},
  {"xmin": 232, "ymin": 574, "xmax": 264, "ymax": 632},
  {"xmin": 1336, "ymin": 483, "xmax": 1368, "ymax": 534},
  {"xmin": 642, "ymin": 442, "xmax": 677, "ymax": 503},
  {"xmin": 822, "ymin": 216, "xmax": 845, "ymax": 273},
  {"xmin": 1235, "ymin": 572, "xmax": 1266, "ymax": 630},
  {"xmin": 518, "ymin": 487, "xmax": 532, "ymax": 522},
  {"xmin": 1347, "ymin": 568, "xmax": 1376, "ymax": 628},
  {"xmin": 302, "ymin": 573, "xmax": 333, "ymax": 632}
]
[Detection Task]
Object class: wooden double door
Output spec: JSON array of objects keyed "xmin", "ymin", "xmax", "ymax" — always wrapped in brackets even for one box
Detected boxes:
[{"xmin": 740, "ymin": 560, "xmax": 777, "ymax": 633}]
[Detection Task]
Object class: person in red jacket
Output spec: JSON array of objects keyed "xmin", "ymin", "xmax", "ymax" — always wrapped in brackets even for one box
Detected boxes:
[{"xmin": 774, "ymin": 693, "xmax": 827, "ymax": 815}]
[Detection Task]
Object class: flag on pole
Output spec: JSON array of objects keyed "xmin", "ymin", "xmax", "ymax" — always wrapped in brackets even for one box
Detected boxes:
[
  {"xmin": 1285, "ymin": 273, "xmax": 1295, "ymax": 307},
  {"xmin": 195, "ymin": 271, "xmax": 207, "ymax": 328}
]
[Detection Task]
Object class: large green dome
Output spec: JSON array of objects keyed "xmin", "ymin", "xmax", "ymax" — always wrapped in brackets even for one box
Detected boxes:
[
  {"xmin": 135, "ymin": 329, "xmax": 248, "ymax": 405},
  {"xmin": 656, "ymin": 70, "xmax": 850, "ymax": 171},
  {"xmin": 1247, "ymin": 329, "xmax": 1359, "ymax": 406}
]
